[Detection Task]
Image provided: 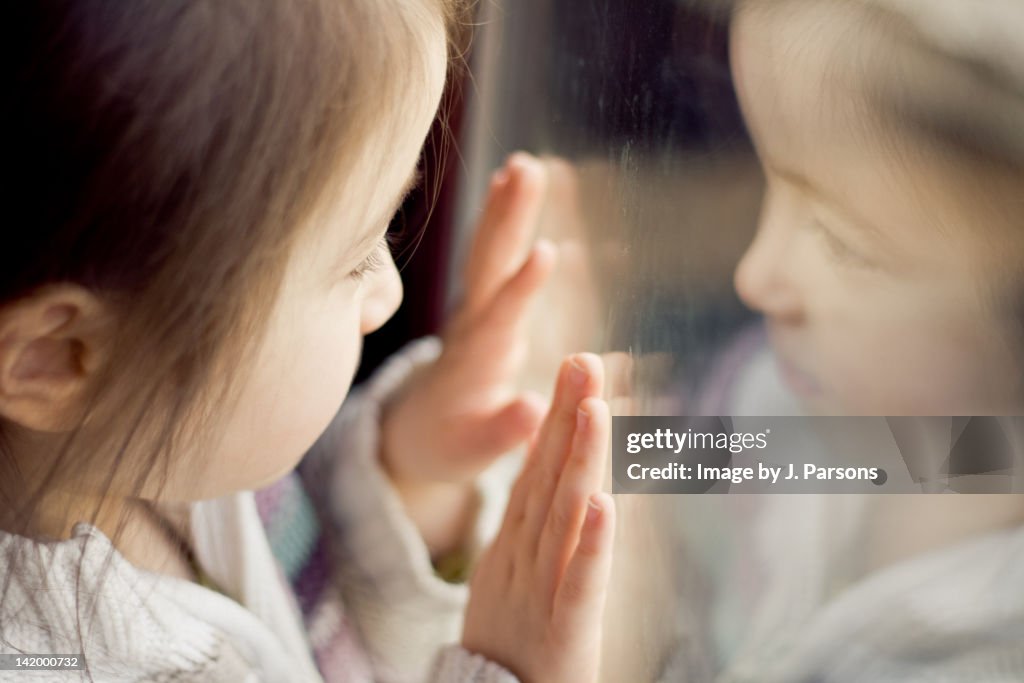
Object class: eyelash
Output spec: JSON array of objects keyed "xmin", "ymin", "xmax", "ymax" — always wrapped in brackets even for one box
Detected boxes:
[
  {"xmin": 348, "ymin": 235, "xmax": 395, "ymax": 281},
  {"xmin": 811, "ymin": 219, "xmax": 872, "ymax": 269}
]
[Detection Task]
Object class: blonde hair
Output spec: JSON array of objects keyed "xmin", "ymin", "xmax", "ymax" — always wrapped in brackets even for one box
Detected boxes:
[{"xmin": 0, "ymin": 0, "xmax": 465, "ymax": 538}]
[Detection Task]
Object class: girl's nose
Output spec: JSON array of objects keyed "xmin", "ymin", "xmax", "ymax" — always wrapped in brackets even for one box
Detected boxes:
[
  {"xmin": 359, "ymin": 255, "xmax": 403, "ymax": 335},
  {"xmin": 733, "ymin": 203, "xmax": 804, "ymax": 322}
]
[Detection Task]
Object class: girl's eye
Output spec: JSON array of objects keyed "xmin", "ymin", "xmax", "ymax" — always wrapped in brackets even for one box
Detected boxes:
[
  {"xmin": 811, "ymin": 219, "xmax": 873, "ymax": 269},
  {"xmin": 347, "ymin": 236, "xmax": 393, "ymax": 281}
]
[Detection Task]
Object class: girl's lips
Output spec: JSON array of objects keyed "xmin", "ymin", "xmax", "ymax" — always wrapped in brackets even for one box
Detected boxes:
[{"xmin": 775, "ymin": 354, "xmax": 822, "ymax": 397}]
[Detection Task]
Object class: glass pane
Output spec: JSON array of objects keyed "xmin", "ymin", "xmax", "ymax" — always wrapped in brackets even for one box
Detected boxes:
[{"xmin": 453, "ymin": 1, "xmax": 1024, "ymax": 680}]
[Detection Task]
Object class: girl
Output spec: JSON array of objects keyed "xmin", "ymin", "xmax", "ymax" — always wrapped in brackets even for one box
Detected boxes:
[
  {"xmin": 0, "ymin": 1, "xmax": 614, "ymax": 682},
  {"xmin": 667, "ymin": 0, "xmax": 1024, "ymax": 680}
]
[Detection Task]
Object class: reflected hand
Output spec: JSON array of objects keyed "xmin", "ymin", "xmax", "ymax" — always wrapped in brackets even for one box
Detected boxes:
[
  {"xmin": 380, "ymin": 152, "xmax": 555, "ymax": 556},
  {"xmin": 462, "ymin": 354, "xmax": 615, "ymax": 683}
]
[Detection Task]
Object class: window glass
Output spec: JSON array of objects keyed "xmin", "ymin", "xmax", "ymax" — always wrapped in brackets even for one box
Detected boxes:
[{"xmin": 453, "ymin": 1, "xmax": 1024, "ymax": 680}]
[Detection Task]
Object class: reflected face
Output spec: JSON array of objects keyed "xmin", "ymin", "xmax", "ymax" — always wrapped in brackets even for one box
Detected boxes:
[{"xmin": 730, "ymin": 1, "xmax": 1024, "ymax": 414}]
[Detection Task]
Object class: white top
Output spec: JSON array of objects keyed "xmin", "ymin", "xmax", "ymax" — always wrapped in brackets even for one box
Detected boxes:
[
  {"xmin": 0, "ymin": 338, "xmax": 518, "ymax": 683},
  {"xmin": 665, "ymin": 345, "xmax": 1024, "ymax": 682}
]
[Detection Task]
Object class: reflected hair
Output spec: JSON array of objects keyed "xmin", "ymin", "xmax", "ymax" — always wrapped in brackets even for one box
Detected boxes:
[{"xmin": 731, "ymin": 0, "xmax": 1024, "ymax": 170}]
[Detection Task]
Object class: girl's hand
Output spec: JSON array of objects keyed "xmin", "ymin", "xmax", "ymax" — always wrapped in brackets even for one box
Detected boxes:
[
  {"xmin": 380, "ymin": 153, "xmax": 556, "ymax": 556},
  {"xmin": 462, "ymin": 354, "xmax": 615, "ymax": 683}
]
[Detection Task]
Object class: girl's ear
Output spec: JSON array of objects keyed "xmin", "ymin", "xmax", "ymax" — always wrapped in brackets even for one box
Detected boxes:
[{"xmin": 0, "ymin": 285, "xmax": 113, "ymax": 432}]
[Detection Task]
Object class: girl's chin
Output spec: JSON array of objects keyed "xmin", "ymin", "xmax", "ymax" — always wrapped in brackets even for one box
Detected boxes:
[{"xmin": 775, "ymin": 354, "xmax": 823, "ymax": 399}]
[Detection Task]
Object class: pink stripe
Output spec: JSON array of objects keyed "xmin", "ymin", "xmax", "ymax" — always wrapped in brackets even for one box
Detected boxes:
[{"xmin": 254, "ymin": 476, "xmax": 291, "ymax": 527}]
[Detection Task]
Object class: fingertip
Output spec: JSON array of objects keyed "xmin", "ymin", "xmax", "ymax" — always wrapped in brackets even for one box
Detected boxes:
[
  {"xmin": 559, "ymin": 354, "xmax": 601, "ymax": 399},
  {"xmin": 588, "ymin": 491, "xmax": 614, "ymax": 523},
  {"xmin": 491, "ymin": 166, "xmax": 510, "ymax": 188},
  {"xmin": 566, "ymin": 353, "xmax": 604, "ymax": 389},
  {"xmin": 496, "ymin": 239, "xmax": 555, "ymax": 308},
  {"xmin": 507, "ymin": 152, "xmax": 548, "ymax": 192},
  {"xmin": 582, "ymin": 494, "xmax": 615, "ymax": 554},
  {"xmin": 507, "ymin": 150, "xmax": 539, "ymax": 173},
  {"xmin": 522, "ymin": 239, "xmax": 557, "ymax": 281},
  {"xmin": 566, "ymin": 355, "xmax": 589, "ymax": 388},
  {"xmin": 576, "ymin": 396, "xmax": 609, "ymax": 435},
  {"xmin": 577, "ymin": 396, "xmax": 607, "ymax": 422}
]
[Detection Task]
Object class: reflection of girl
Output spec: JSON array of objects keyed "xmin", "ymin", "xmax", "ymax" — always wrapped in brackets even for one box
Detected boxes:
[
  {"xmin": 675, "ymin": 1, "xmax": 1024, "ymax": 680},
  {"xmin": 0, "ymin": 3, "xmax": 615, "ymax": 681}
]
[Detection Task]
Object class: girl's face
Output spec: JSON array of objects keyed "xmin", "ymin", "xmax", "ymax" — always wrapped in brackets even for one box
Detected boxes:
[
  {"xmin": 163, "ymin": 26, "xmax": 449, "ymax": 500},
  {"xmin": 729, "ymin": 1, "xmax": 1024, "ymax": 415}
]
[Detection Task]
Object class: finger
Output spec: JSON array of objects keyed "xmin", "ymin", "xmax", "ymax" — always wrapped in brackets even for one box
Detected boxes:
[
  {"xmin": 519, "ymin": 354, "xmax": 604, "ymax": 562},
  {"xmin": 471, "ymin": 238, "xmax": 556, "ymax": 342},
  {"xmin": 551, "ymin": 492, "xmax": 615, "ymax": 635},
  {"xmin": 440, "ymin": 240, "xmax": 556, "ymax": 396},
  {"xmin": 463, "ymin": 153, "xmax": 549, "ymax": 314},
  {"xmin": 488, "ymin": 424, "xmax": 554, "ymax": 579},
  {"xmin": 537, "ymin": 396, "xmax": 610, "ymax": 599},
  {"xmin": 454, "ymin": 392, "xmax": 547, "ymax": 468},
  {"xmin": 466, "ymin": 153, "xmax": 547, "ymax": 288},
  {"xmin": 496, "ymin": 411, "xmax": 547, "ymax": 542},
  {"xmin": 491, "ymin": 444, "xmax": 540, "ymax": 557}
]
